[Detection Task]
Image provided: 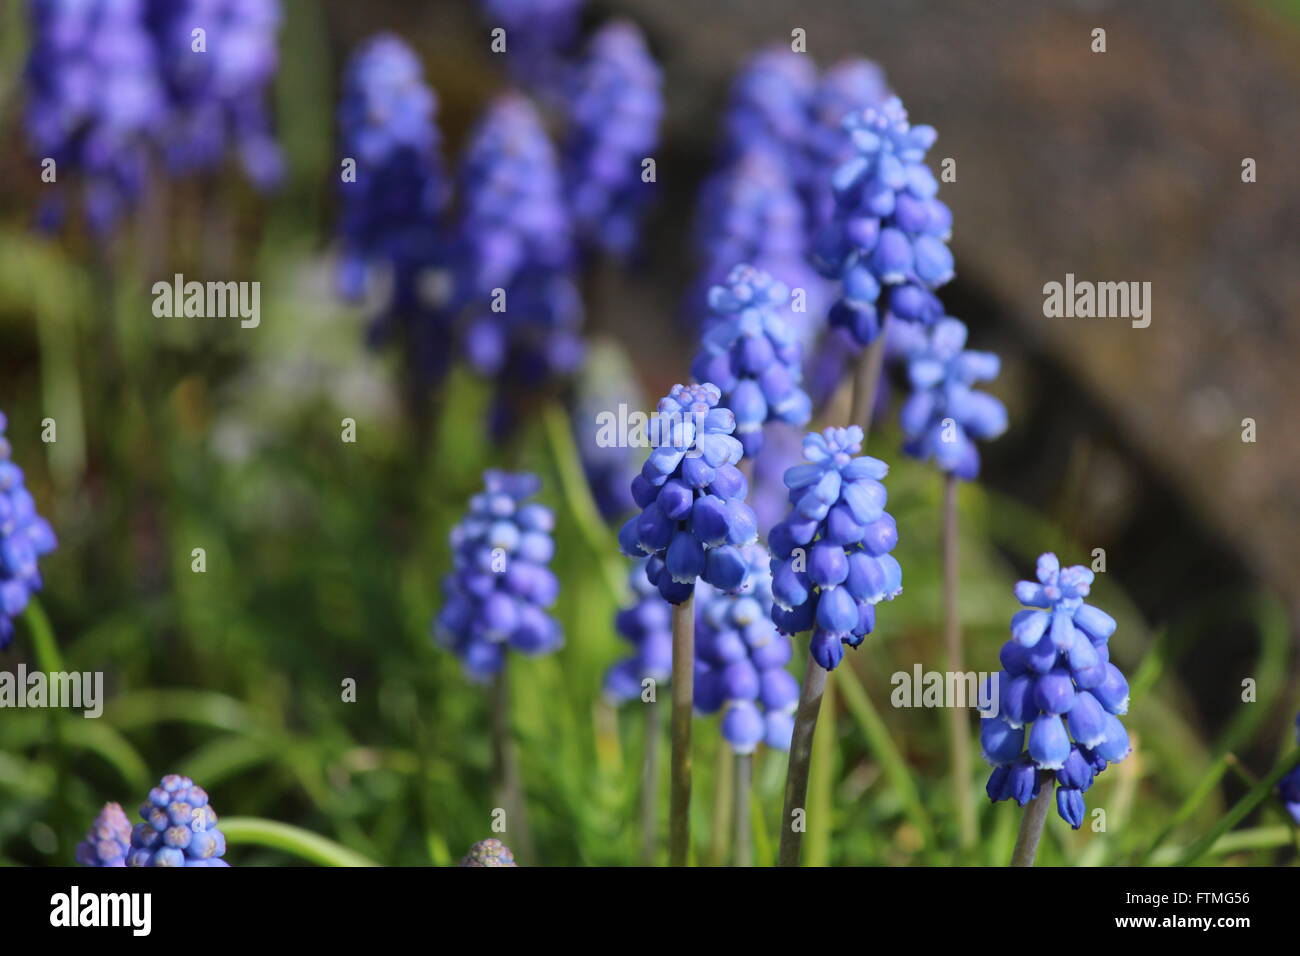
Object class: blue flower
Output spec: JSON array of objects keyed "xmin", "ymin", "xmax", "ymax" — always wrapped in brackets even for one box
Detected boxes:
[
  {"xmin": 981, "ymin": 553, "xmax": 1130, "ymax": 829},
  {"xmin": 815, "ymin": 96, "xmax": 953, "ymax": 346},
  {"xmin": 895, "ymin": 316, "xmax": 1007, "ymax": 479},
  {"xmin": 460, "ymin": 837, "xmax": 518, "ymax": 866},
  {"xmin": 766, "ymin": 426, "xmax": 902, "ymax": 671},
  {"xmin": 564, "ymin": 20, "xmax": 662, "ymax": 260},
  {"xmin": 604, "ymin": 557, "xmax": 673, "ymax": 702},
  {"xmin": 690, "ymin": 265, "xmax": 812, "ymax": 458},
  {"xmin": 694, "ymin": 544, "xmax": 796, "ymax": 753},
  {"xmin": 618, "ymin": 383, "xmax": 756, "ymax": 604},
  {"xmin": 76, "ymin": 803, "xmax": 132, "ymax": 867},
  {"xmin": 128, "ymin": 774, "xmax": 229, "ymax": 866},
  {"xmin": 806, "ymin": 58, "xmax": 889, "ymax": 234},
  {"xmin": 0, "ymin": 411, "xmax": 58, "ymax": 650},
  {"xmin": 723, "ymin": 46, "xmax": 817, "ymax": 182},
  {"xmin": 1279, "ymin": 713, "xmax": 1300, "ymax": 825},
  {"xmin": 147, "ymin": 0, "xmax": 284, "ymax": 189},
  {"xmin": 24, "ymin": 0, "xmax": 168, "ymax": 234},
  {"xmin": 477, "ymin": 0, "xmax": 582, "ymax": 102},
  {"xmin": 572, "ymin": 344, "xmax": 642, "ymax": 522},
  {"xmin": 436, "ymin": 471, "xmax": 563, "ymax": 680}
]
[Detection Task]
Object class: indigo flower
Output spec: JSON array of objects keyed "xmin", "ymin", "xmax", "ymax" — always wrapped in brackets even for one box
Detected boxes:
[
  {"xmin": 564, "ymin": 20, "xmax": 662, "ymax": 260},
  {"xmin": 0, "ymin": 411, "xmax": 59, "ymax": 650},
  {"xmin": 1278, "ymin": 713, "xmax": 1300, "ymax": 825},
  {"xmin": 815, "ymin": 96, "xmax": 953, "ymax": 346},
  {"xmin": 76, "ymin": 803, "xmax": 132, "ymax": 867},
  {"xmin": 617, "ymin": 383, "xmax": 757, "ymax": 605},
  {"xmin": 723, "ymin": 47, "xmax": 816, "ymax": 183},
  {"xmin": 436, "ymin": 471, "xmax": 562, "ymax": 680},
  {"xmin": 690, "ymin": 265, "xmax": 811, "ymax": 457},
  {"xmin": 478, "ymin": 0, "xmax": 582, "ymax": 102},
  {"xmin": 147, "ymin": 0, "xmax": 284, "ymax": 188},
  {"xmin": 896, "ymin": 317, "xmax": 1007, "ymax": 480},
  {"xmin": 460, "ymin": 837, "xmax": 517, "ymax": 866},
  {"xmin": 806, "ymin": 58, "xmax": 889, "ymax": 234},
  {"xmin": 694, "ymin": 544, "xmax": 797, "ymax": 753},
  {"xmin": 573, "ymin": 342, "xmax": 642, "ymax": 522},
  {"xmin": 981, "ymin": 553, "xmax": 1131, "ymax": 829},
  {"xmin": 604, "ymin": 557, "xmax": 672, "ymax": 702},
  {"xmin": 128, "ymin": 774, "xmax": 230, "ymax": 866},
  {"xmin": 24, "ymin": 0, "xmax": 167, "ymax": 233},
  {"xmin": 767, "ymin": 426, "xmax": 902, "ymax": 671}
]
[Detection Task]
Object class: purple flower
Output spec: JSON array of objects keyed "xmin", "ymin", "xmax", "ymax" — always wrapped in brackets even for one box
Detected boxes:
[
  {"xmin": 460, "ymin": 837, "xmax": 517, "ymax": 866},
  {"xmin": 76, "ymin": 802, "xmax": 132, "ymax": 866},
  {"xmin": 806, "ymin": 58, "xmax": 889, "ymax": 234},
  {"xmin": 1278, "ymin": 713, "xmax": 1300, "ymax": 825},
  {"xmin": 477, "ymin": 0, "xmax": 582, "ymax": 103},
  {"xmin": 127, "ymin": 774, "xmax": 230, "ymax": 866},
  {"xmin": 0, "ymin": 411, "xmax": 58, "ymax": 650},
  {"xmin": 604, "ymin": 557, "xmax": 672, "ymax": 702}
]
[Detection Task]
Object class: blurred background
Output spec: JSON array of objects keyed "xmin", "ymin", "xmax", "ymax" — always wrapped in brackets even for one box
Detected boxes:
[{"xmin": 0, "ymin": 0, "xmax": 1297, "ymax": 866}]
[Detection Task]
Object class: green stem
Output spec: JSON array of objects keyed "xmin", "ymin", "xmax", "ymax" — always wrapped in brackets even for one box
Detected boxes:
[
  {"xmin": 490, "ymin": 663, "xmax": 534, "ymax": 864},
  {"xmin": 733, "ymin": 751, "xmax": 752, "ymax": 867},
  {"xmin": 848, "ymin": 326, "xmax": 888, "ymax": 439},
  {"xmin": 778, "ymin": 651, "xmax": 827, "ymax": 867},
  {"xmin": 943, "ymin": 475, "xmax": 976, "ymax": 853},
  {"xmin": 219, "ymin": 817, "xmax": 380, "ymax": 867},
  {"xmin": 641, "ymin": 700, "xmax": 662, "ymax": 865},
  {"xmin": 1175, "ymin": 747, "xmax": 1300, "ymax": 866},
  {"xmin": 23, "ymin": 599, "xmax": 65, "ymax": 674},
  {"xmin": 669, "ymin": 592, "xmax": 695, "ymax": 867},
  {"xmin": 1010, "ymin": 774, "xmax": 1053, "ymax": 866}
]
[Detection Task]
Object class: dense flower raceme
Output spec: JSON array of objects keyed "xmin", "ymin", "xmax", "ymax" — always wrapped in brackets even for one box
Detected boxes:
[
  {"xmin": 604, "ymin": 557, "xmax": 673, "ymax": 702},
  {"xmin": 128, "ymin": 774, "xmax": 230, "ymax": 866},
  {"xmin": 981, "ymin": 554, "xmax": 1131, "ymax": 829},
  {"xmin": 768, "ymin": 426, "xmax": 902, "ymax": 671},
  {"xmin": 1279, "ymin": 713, "xmax": 1300, "ymax": 825},
  {"xmin": 617, "ymin": 384, "xmax": 757, "ymax": 604},
  {"xmin": 694, "ymin": 545, "xmax": 797, "ymax": 753},
  {"xmin": 460, "ymin": 838, "xmax": 517, "ymax": 866},
  {"xmin": 24, "ymin": 0, "xmax": 168, "ymax": 233},
  {"xmin": 0, "ymin": 412, "xmax": 59, "ymax": 650},
  {"xmin": 815, "ymin": 96, "xmax": 954, "ymax": 346},
  {"xmin": 564, "ymin": 20, "xmax": 663, "ymax": 260},
  {"xmin": 147, "ymin": 0, "xmax": 284, "ymax": 188},
  {"xmin": 893, "ymin": 317, "xmax": 1007, "ymax": 480},
  {"xmin": 690, "ymin": 265, "xmax": 811, "ymax": 458},
  {"xmin": 76, "ymin": 803, "xmax": 132, "ymax": 867},
  {"xmin": 436, "ymin": 471, "xmax": 562, "ymax": 680},
  {"xmin": 805, "ymin": 57, "xmax": 889, "ymax": 233},
  {"xmin": 478, "ymin": 0, "xmax": 583, "ymax": 102},
  {"xmin": 573, "ymin": 342, "xmax": 643, "ymax": 522}
]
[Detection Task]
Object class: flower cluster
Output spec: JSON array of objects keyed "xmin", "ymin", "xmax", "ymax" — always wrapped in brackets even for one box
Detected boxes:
[
  {"xmin": 572, "ymin": 343, "xmax": 642, "ymax": 522},
  {"xmin": 895, "ymin": 317, "xmax": 1007, "ymax": 480},
  {"xmin": 24, "ymin": 0, "xmax": 167, "ymax": 233},
  {"xmin": 690, "ymin": 265, "xmax": 811, "ymax": 457},
  {"xmin": 564, "ymin": 20, "xmax": 663, "ymax": 260},
  {"xmin": 128, "ymin": 774, "xmax": 230, "ymax": 866},
  {"xmin": 75, "ymin": 803, "xmax": 132, "ymax": 867},
  {"xmin": 436, "ymin": 471, "xmax": 562, "ymax": 680},
  {"xmin": 617, "ymin": 384, "xmax": 757, "ymax": 604},
  {"xmin": 0, "ymin": 412, "xmax": 59, "ymax": 650},
  {"xmin": 477, "ymin": 0, "xmax": 583, "ymax": 102},
  {"xmin": 460, "ymin": 837, "xmax": 517, "ymax": 866},
  {"xmin": 604, "ymin": 558, "xmax": 672, "ymax": 702},
  {"xmin": 981, "ymin": 554, "xmax": 1131, "ymax": 829},
  {"xmin": 806, "ymin": 58, "xmax": 889, "ymax": 233},
  {"xmin": 1278, "ymin": 713, "xmax": 1300, "ymax": 825},
  {"xmin": 148, "ymin": 0, "xmax": 284, "ymax": 189},
  {"xmin": 694, "ymin": 545, "xmax": 797, "ymax": 753},
  {"xmin": 768, "ymin": 426, "xmax": 902, "ymax": 671},
  {"xmin": 815, "ymin": 96, "xmax": 953, "ymax": 346}
]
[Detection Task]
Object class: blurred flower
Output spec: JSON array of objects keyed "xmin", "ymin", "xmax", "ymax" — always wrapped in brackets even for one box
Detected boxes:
[
  {"xmin": 815, "ymin": 96, "xmax": 953, "ymax": 346},
  {"xmin": 436, "ymin": 471, "xmax": 563, "ymax": 680},
  {"xmin": 806, "ymin": 57, "xmax": 889, "ymax": 234},
  {"xmin": 691, "ymin": 265, "xmax": 811, "ymax": 457},
  {"xmin": 617, "ymin": 383, "xmax": 757, "ymax": 604},
  {"xmin": 1278, "ymin": 713, "xmax": 1300, "ymax": 825},
  {"xmin": 564, "ymin": 20, "xmax": 662, "ymax": 260},
  {"xmin": 604, "ymin": 557, "xmax": 672, "ymax": 702},
  {"xmin": 896, "ymin": 316, "xmax": 1007, "ymax": 480},
  {"xmin": 694, "ymin": 544, "xmax": 796, "ymax": 753},
  {"xmin": 460, "ymin": 837, "xmax": 518, "ymax": 866},
  {"xmin": 573, "ymin": 341, "xmax": 643, "ymax": 523},
  {"xmin": 147, "ymin": 0, "xmax": 284, "ymax": 188},
  {"xmin": 128, "ymin": 774, "xmax": 230, "ymax": 866},
  {"xmin": 24, "ymin": 0, "xmax": 167, "ymax": 233},
  {"xmin": 0, "ymin": 411, "xmax": 59, "ymax": 650},
  {"xmin": 724, "ymin": 46, "xmax": 816, "ymax": 183},
  {"xmin": 478, "ymin": 0, "xmax": 582, "ymax": 102},
  {"xmin": 981, "ymin": 553, "xmax": 1131, "ymax": 829},
  {"xmin": 75, "ymin": 802, "xmax": 132, "ymax": 867},
  {"xmin": 767, "ymin": 426, "xmax": 902, "ymax": 670}
]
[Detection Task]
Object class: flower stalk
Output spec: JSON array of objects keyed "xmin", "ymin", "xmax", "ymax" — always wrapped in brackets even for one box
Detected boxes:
[
  {"xmin": 778, "ymin": 657, "xmax": 827, "ymax": 866},
  {"xmin": 669, "ymin": 591, "xmax": 695, "ymax": 866},
  {"xmin": 943, "ymin": 474, "xmax": 976, "ymax": 851},
  {"xmin": 1010, "ymin": 774, "xmax": 1053, "ymax": 866}
]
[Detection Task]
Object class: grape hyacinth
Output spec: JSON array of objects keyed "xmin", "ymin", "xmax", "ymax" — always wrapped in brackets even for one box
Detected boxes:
[
  {"xmin": 0, "ymin": 411, "xmax": 59, "ymax": 650},
  {"xmin": 981, "ymin": 554, "xmax": 1131, "ymax": 830},
  {"xmin": 460, "ymin": 837, "xmax": 518, "ymax": 866},
  {"xmin": 605, "ymin": 558, "xmax": 673, "ymax": 701},
  {"xmin": 806, "ymin": 58, "xmax": 889, "ymax": 234},
  {"xmin": 768, "ymin": 426, "xmax": 902, "ymax": 671},
  {"xmin": 694, "ymin": 544, "xmax": 797, "ymax": 754},
  {"xmin": 24, "ymin": 0, "xmax": 167, "ymax": 233},
  {"xmin": 815, "ymin": 96, "xmax": 954, "ymax": 346},
  {"xmin": 75, "ymin": 803, "xmax": 132, "ymax": 867},
  {"xmin": 896, "ymin": 317, "xmax": 1008, "ymax": 480},
  {"xmin": 564, "ymin": 20, "xmax": 663, "ymax": 260},
  {"xmin": 572, "ymin": 342, "xmax": 642, "ymax": 522},
  {"xmin": 436, "ymin": 471, "xmax": 562, "ymax": 680},
  {"xmin": 723, "ymin": 47, "xmax": 816, "ymax": 183},
  {"xmin": 147, "ymin": 0, "xmax": 284, "ymax": 189},
  {"xmin": 478, "ymin": 0, "xmax": 583, "ymax": 102},
  {"xmin": 617, "ymin": 384, "xmax": 757, "ymax": 604},
  {"xmin": 1278, "ymin": 713, "xmax": 1300, "ymax": 825},
  {"xmin": 128, "ymin": 774, "xmax": 230, "ymax": 866},
  {"xmin": 690, "ymin": 265, "xmax": 811, "ymax": 457}
]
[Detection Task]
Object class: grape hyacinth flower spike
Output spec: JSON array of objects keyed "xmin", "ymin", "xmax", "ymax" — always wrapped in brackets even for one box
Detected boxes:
[
  {"xmin": 128, "ymin": 774, "xmax": 230, "ymax": 866},
  {"xmin": 618, "ymin": 382, "xmax": 756, "ymax": 866},
  {"xmin": 980, "ymin": 554, "xmax": 1131, "ymax": 866},
  {"xmin": 1277, "ymin": 713, "xmax": 1300, "ymax": 826},
  {"xmin": 0, "ymin": 411, "xmax": 59, "ymax": 650},
  {"xmin": 691, "ymin": 265, "xmax": 812, "ymax": 458},
  {"xmin": 76, "ymin": 803, "xmax": 132, "ymax": 867},
  {"xmin": 460, "ymin": 838, "xmax": 518, "ymax": 866},
  {"xmin": 768, "ymin": 425, "xmax": 901, "ymax": 866}
]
